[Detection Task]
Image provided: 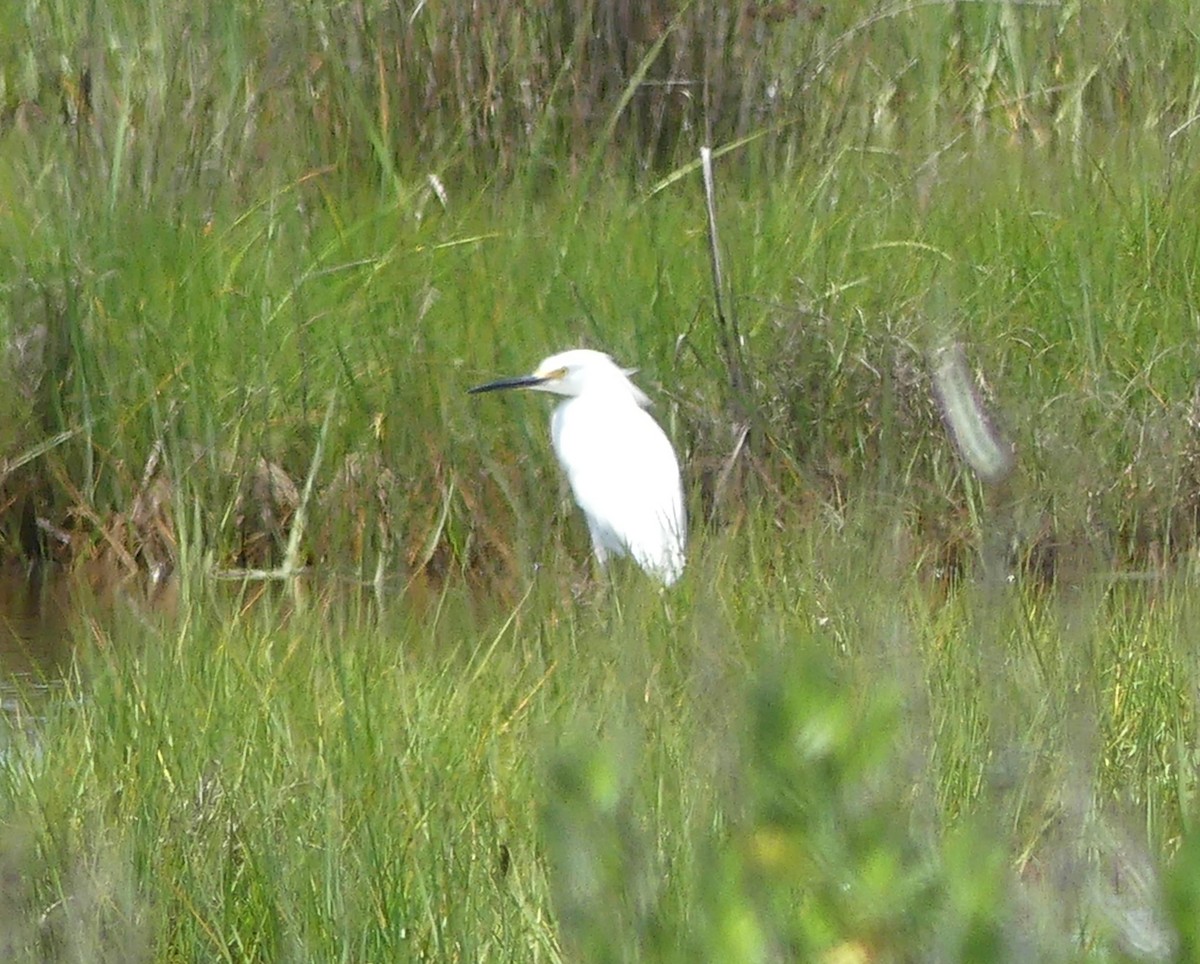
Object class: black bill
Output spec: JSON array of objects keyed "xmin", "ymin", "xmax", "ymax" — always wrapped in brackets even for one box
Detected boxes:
[{"xmin": 467, "ymin": 374, "xmax": 546, "ymax": 394}]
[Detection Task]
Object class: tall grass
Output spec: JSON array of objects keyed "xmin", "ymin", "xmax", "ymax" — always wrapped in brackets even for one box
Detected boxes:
[
  {"xmin": 4, "ymin": 130, "xmax": 1200, "ymax": 580},
  {"xmin": 2, "ymin": 0, "xmax": 1200, "ymax": 575},
  {"xmin": 4, "ymin": 0, "xmax": 1199, "ymax": 181},
  {"xmin": 2, "ymin": 0, "xmax": 1200, "ymax": 958},
  {"xmin": 0, "ymin": 517, "xmax": 1196, "ymax": 958}
]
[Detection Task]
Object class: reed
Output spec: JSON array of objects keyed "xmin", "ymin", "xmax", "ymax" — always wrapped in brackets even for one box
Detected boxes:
[{"xmin": 0, "ymin": 1, "xmax": 1199, "ymax": 959}]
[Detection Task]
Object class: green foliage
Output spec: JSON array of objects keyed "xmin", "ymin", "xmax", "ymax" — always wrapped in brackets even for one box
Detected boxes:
[
  {"xmin": 2, "ymin": 0, "xmax": 1200, "ymax": 959},
  {"xmin": 0, "ymin": 523, "xmax": 1194, "ymax": 959},
  {"xmin": 3, "ymin": 0, "xmax": 1199, "ymax": 181}
]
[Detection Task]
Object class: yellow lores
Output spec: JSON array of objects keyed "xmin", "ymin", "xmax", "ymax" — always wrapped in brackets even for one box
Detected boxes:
[{"xmin": 470, "ymin": 349, "xmax": 686, "ymax": 585}]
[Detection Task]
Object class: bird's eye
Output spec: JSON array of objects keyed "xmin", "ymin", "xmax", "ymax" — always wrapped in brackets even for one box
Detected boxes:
[{"xmin": 548, "ymin": 367, "xmax": 568, "ymax": 380}]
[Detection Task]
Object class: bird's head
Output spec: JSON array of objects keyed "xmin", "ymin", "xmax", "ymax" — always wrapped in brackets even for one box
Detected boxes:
[{"xmin": 469, "ymin": 348, "xmax": 651, "ymax": 407}]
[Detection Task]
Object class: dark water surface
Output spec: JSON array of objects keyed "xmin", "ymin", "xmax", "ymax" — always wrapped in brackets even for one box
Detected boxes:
[
  {"xmin": 0, "ymin": 564, "xmax": 75, "ymax": 744},
  {"xmin": 0, "ymin": 564, "xmax": 73, "ymax": 679}
]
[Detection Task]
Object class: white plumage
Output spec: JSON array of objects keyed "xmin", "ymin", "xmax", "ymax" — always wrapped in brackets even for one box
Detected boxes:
[{"xmin": 469, "ymin": 348, "xmax": 686, "ymax": 585}]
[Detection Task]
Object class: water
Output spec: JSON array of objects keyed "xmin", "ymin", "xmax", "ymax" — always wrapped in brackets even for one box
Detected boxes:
[{"xmin": 0, "ymin": 564, "xmax": 75, "ymax": 751}]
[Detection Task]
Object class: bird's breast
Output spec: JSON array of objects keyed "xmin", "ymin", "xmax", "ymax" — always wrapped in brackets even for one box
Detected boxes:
[{"xmin": 551, "ymin": 398, "xmax": 632, "ymax": 469}]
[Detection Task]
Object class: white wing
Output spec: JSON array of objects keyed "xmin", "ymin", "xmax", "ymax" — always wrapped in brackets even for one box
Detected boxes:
[{"xmin": 551, "ymin": 396, "xmax": 686, "ymax": 584}]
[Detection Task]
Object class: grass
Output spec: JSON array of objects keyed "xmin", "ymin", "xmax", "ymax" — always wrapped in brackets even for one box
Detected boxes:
[
  {"xmin": 2, "ymin": 0, "xmax": 1200, "ymax": 959},
  {"xmin": 3, "ymin": 524, "xmax": 1198, "ymax": 960}
]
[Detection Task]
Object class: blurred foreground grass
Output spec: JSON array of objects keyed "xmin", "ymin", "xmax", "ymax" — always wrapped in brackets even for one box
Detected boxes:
[
  {"xmin": 2, "ymin": 522, "xmax": 1198, "ymax": 960},
  {"xmin": 2, "ymin": 0, "xmax": 1200, "ymax": 959}
]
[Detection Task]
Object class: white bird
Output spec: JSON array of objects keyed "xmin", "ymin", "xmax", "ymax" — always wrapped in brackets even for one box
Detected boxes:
[{"xmin": 469, "ymin": 348, "xmax": 686, "ymax": 585}]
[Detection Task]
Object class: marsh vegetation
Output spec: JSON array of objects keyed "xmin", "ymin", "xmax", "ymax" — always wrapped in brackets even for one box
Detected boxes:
[{"xmin": 2, "ymin": 0, "xmax": 1200, "ymax": 959}]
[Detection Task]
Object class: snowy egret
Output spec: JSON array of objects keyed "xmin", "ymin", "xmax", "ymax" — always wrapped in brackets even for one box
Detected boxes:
[{"xmin": 469, "ymin": 348, "xmax": 686, "ymax": 585}]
